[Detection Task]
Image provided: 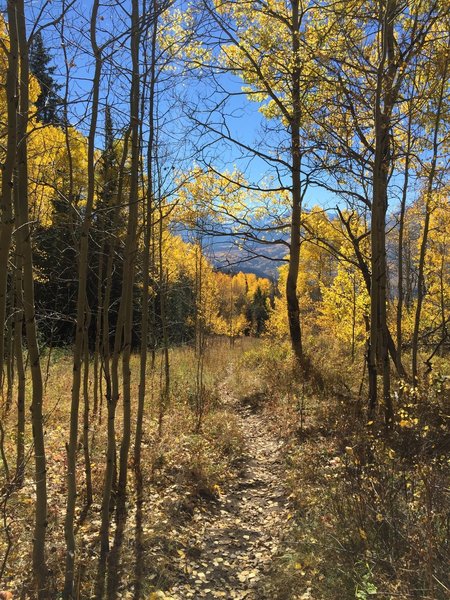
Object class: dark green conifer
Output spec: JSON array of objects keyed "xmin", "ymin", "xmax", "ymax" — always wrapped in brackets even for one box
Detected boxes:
[{"xmin": 29, "ymin": 31, "xmax": 62, "ymax": 125}]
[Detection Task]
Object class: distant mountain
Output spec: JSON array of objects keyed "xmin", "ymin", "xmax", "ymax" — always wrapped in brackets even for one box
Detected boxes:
[{"xmin": 172, "ymin": 222, "xmax": 288, "ymax": 279}]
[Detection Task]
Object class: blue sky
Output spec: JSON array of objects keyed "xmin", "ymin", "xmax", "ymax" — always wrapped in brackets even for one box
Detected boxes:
[{"xmin": 27, "ymin": 0, "xmax": 439, "ymax": 226}]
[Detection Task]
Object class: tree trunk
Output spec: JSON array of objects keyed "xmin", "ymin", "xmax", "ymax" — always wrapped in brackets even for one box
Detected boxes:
[
  {"xmin": 135, "ymin": 3, "xmax": 158, "ymax": 471},
  {"xmin": 287, "ymin": 0, "xmax": 304, "ymax": 366},
  {"xmin": 0, "ymin": 0, "xmax": 19, "ymax": 394},
  {"xmin": 99, "ymin": 128, "xmax": 130, "ymax": 555},
  {"xmin": 117, "ymin": 0, "xmax": 141, "ymax": 505},
  {"xmin": 338, "ymin": 208, "xmax": 407, "ymax": 379},
  {"xmin": 64, "ymin": 1, "xmax": 102, "ymax": 594},
  {"xmin": 16, "ymin": 0, "xmax": 47, "ymax": 592},
  {"xmin": 14, "ymin": 244, "xmax": 25, "ymax": 487},
  {"xmin": 83, "ymin": 314, "xmax": 93, "ymax": 506},
  {"xmin": 157, "ymin": 213, "xmax": 170, "ymax": 437},
  {"xmin": 5, "ymin": 281, "xmax": 14, "ymax": 413},
  {"xmin": 411, "ymin": 52, "xmax": 448, "ymax": 384},
  {"xmin": 369, "ymin": 0, "xmax": 397, "ymax": 427},
  {"xmin": 396, "ymin": 111, "xmax": 412, "ymax": 371}
]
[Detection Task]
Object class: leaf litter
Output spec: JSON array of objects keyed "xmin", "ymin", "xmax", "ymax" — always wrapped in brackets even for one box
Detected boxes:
[{"xmin": 161, "ymin": 383, "xmax": 290, "ymax": 599}]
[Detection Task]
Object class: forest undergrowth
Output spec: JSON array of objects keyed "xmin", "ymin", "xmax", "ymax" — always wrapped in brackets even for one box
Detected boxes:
[
  {"xmin": 0, "ymin": 339, "xmax": 251, "ymax": 598},
  {"xmin": 1, "ymin": 336, "xmax": 448, "ymax": 599},
  {"xmin": 242, "ymin": 338, "xmax": 450, "ymax": 600}
]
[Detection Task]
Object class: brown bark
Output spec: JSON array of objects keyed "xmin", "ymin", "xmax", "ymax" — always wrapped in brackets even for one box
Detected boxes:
[
  {"xmin": 135, "ymin": 3, "xmax": 158, "ymax": 471},
  {"xmin": 396, "ymin": 111, "xmax": 412, "ymax": 371},
  {"xmin": 63, "ymin": 0, "xmax": 102, "ymax": 594},
  {"xmin": 0, "ymin": 1, "xmax": 19, "ymax": 394},
  {"xmin": 13, "ymin": 242, "xmax": 25, "ymax": 487},
  {"xmin": 369, "ymin": 0, "xmax": 400, "ymax": 427},
  {"xmin": 411, "ymin": 51, "xmax": 449, "ymax": 384},
  {"xmin": 286, "ymin": 0, "xmax": 304, "ymax": 366},
  {"xmin": 117, "ymin": 0, "xmax": 141, "ymax": 504},
  {"xmin": 16, "ymin": 0, "xmax": 47, "ymax": 592}
]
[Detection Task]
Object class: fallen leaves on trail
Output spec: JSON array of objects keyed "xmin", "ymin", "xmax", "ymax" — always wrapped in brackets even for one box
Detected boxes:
[{"xmin": 161, "ymin": 384, "xmax": 290, "ymax": 600}]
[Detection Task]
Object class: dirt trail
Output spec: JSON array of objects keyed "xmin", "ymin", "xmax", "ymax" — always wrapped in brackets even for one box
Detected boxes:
[{"xmin": 166, "ymin": 386, "xmax": 289, "ymax": 599}]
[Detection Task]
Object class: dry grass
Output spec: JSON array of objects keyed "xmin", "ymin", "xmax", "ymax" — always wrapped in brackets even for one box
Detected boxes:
[
  {"xmin": 1, "ymin": 334, "xmax": 448, "ymax": 598},
  {"xmin": 0, "ymin": 337, "xmax": 256, "ymax": 597},
  {"xmin": 240, "ymin": 336, "xmax": 450, "ymax": 600}
]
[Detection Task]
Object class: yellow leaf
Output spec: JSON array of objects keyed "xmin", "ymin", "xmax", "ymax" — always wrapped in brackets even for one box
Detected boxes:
[{"xmin": 212, "ymin": 483, "xmax": 223, "ymax": 496}]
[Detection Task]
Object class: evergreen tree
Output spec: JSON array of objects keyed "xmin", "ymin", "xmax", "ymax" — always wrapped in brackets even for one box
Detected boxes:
[
  {"xmin": 246, "ymin": 286, "xmax": 269, "ymax": 336},
  {"xmin": 29, "ymin": 31, "xmax": 62, "ymax": 125}
]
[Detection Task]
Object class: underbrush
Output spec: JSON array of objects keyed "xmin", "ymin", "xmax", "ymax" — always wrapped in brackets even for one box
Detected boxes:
[
  {"xmin": 242, "ymin": 338, "xmax": 450, "ymax": 599},
  {"xmin": 156, "ymin": 409, "xmax": 245, "ymax": 501},
  {"xmin": 0, "ymin": 338, "xmax": 250, "ymax": 597}
]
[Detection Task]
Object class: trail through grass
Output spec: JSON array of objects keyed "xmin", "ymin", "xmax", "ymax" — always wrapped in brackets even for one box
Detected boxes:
[{"xmin": 164, "ymin": 366, "xmax": 289, "ymax": 599}]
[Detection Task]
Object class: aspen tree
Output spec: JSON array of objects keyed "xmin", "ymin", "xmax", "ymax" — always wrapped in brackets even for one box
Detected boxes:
[
  {"xmin": 311, "ymin": 0, "xmax": 445, "ymax": 418},
  {"xmin": 412, "ymin": 43, "xmax": 449, "ymax": 384},
  {"xmin": 396, "ymin": 104, "xmax": 413, "ymax": 369},
  {"xmin": 135, "ymin": 0, "xmax": 159, "ymax": 472},
  {"xmin": 0, "ymin": 0, "xmax": 18, "ymax": 395},
  {"xmin": 98, "ymin": 127, "xmax": 130, "ymax": 554},
  {"xmin": 82, "ymin": 312, "xmax": 93, "ymax": 506},
  {"xmin": 369, "ymin": 0, "xmax": 398, "ymax": 426},
  {"xmin": 64, "ymin": 0, "xmax": 103, "ymax": 594},
  {"xmin": 99, "ymin": 0, "xmax": 141, "ymax": 552},
  {"xmin": 93, "ymin": 105, "xmax": 114, "ymax": 418},
  {"xmin": 157, "ymin": 206, "xmax": 170, "ymax": 437},
  {"xmin": 194, "ymin": 237, "xmax": 206, "ymax": 431},
  {"xmin": 15, "ymin": 0, "xmax": 47, "ymax": 592},
  {"xmin": 117, "ymin": 0, "xmax": 141, "ymax": 504},
  {"xmin": 184, "ymin": 0, "xmax": 318, "ymax": 366},
  {"xmin": 13, "ymin": 201, "xmax": 25, "ymax": 488}
]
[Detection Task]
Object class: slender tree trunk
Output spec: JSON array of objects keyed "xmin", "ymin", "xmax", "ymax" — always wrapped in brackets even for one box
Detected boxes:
[
  {"xmin": 229, "ymin": 277, "xmax": 234, "ymax": 346},
  {"xmin": 93, "ymin": 106, "xmax": 115, "ymax": 419},
  {"xmin": 439, "ymin": 256, "xmax": 446, "ymax": 356},
  {"xmin": 396, "ymin": 111, "xmax": 412, "ymax": 371},
  {"xmin": 0, "ymin": 0, "xmax": 19, "ymax": 395},
  {"xmin": 16, "ymin": 0, "xmax": 47, "ymax": 592},
  {"xmin": 83, "ymin": 313, "xmax": 93, "ymax": 506},
  {"xmin": 337, "ymin": 208, "xmax": 407, "ymax": 379},
  {"xmin": 369, "ymin": 0, "xmax": 398, "ymax": 427},
  {"xmin": 195, "ymin": 240, "xmax": 205, "ymax": 432},
  {"xmin": 411, "ymin": 53, "xmax": 448, "ymax": 384},
  {"xmin": 157, "ymin": 213, "xmax": 170, "ymax": 437},
  {"xmin": 351, "ymin": 274, "xmax": 356, "ymax": 363},
  {"xmin": 4, "ymin": 275, "xmax": 15, "ymax": 414},
  {"xmin": 63, "ymin": 1, "xmax": 102, "ymax": 593},
  {"xmin": 99, "ymin": 129, "xmax": 130, "ymax": 555},
  {"xmin": 93, "ymin": 234, "xmax": 105, "ymax": 417},
  {"xmin": 135, "ymin": 4, "xmax": 158, "ymax": 471},
  {"xmin": 286, "ymin": 0, "xmax": 304, "ymax": 365},
  {"xmin": 117, "ymin": 0, "xmax": 141, "ymax": 506},
  {"xmin": 14, "ymin": 245, "xmax": 25, "ymax": 487}
]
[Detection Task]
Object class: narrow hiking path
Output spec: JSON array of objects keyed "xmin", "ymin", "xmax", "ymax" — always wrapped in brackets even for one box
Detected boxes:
[{"xmin": 165, "ymin": 378, "xmax": 290, "ymax": 599}]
